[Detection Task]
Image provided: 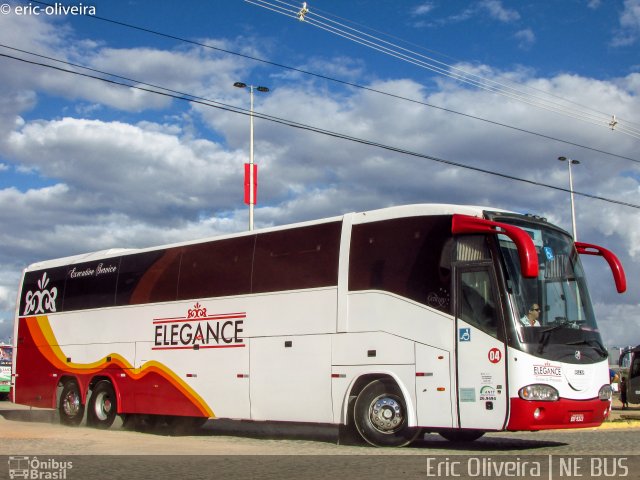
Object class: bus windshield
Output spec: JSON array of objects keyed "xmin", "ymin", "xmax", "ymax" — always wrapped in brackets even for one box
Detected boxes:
[{"xmin": 496, "ymin": 220, "xmax": 605, "ymax": 364}]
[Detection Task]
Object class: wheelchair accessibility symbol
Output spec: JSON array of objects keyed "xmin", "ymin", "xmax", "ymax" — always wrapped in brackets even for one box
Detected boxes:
[{"xmin": 459, "ymin": 328, "xmax": 471, "ymax": 342}]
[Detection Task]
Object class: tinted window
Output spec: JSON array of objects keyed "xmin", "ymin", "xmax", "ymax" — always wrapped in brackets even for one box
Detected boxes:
[
  {"xmin": 116, "ymin": 249, "xmax": 181, "ymax": 305},
  {"xmin": 252, "ymin": 222, "xmax": 341, "ymax": 293},
  {"xmin": 349, "ymin": 216, "xmax": 453, "ymax": 313},
  {"xmin": 62, "ymin": 259, "xmax": 120, "ymax": 311},
  {"xmin": 20, "ymin": 267, "xmax": 67, "ymax": 316},
  {"xmin": 178, "ymin": 236, "xmax": 254, "ymax": 300}
]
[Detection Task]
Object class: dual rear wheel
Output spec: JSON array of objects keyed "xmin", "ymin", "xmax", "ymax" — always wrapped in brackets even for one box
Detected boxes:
[
  {"xmin": 58, "ymin": 378, "xmax": 205, "ymax": 433},
  {"xmin": 58, "ymin": 379, "xmax": 117, "ymax": 428}
]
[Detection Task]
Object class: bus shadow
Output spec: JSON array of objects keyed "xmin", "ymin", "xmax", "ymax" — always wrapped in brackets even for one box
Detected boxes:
[
  {"xmin": 412, "ymin": 433, "xmax": 567, "ymax": 451},
  {"xmin": 144, "ymin": 420, "xmax": 568, "ymax": 452},
  {"xmin": 0, "ymin": 406, "xmax": 57, "ymax": 424},
  {"xmin": 116, "ymin": 416, "xmax": 342, "ymax": 444},
  {"xmin": 0, "ymin": 403, "xmax": 568, "ymax": 451}
]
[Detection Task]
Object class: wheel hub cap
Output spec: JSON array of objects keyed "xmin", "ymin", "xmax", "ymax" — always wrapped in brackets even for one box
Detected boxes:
[
  {"xmin": 370, "ymin": 395, "xmax": 404, "ymax": 433},
  {"xmin": 94, "ymin": 392, "xmax": 112, "ymax": 421},
  {"xmin": 63, "ymin": 392, "xmax": 80, "ymax": 417}
]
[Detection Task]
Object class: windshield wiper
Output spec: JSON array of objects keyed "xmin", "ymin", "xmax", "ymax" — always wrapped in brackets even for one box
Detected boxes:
[
  {"xmin": 540, "ymin": 324, "xmax": 565, "ymax": 335},
  {"xmin": 537, "ymin": 324, "xmax": 564, "ymax": 354},
  {"xmin": 566, "ymin": 338, "xmax": 608, "ymax": 357}
]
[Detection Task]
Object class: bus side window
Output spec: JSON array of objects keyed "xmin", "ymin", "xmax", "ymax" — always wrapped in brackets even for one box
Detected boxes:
[
  {"xmin": 459, "ymin": 270, "xmax": 499, "ymax": 338},
  {"xmin": 252, "ymin": 222, "xmax": 341, "ymax": 294},
  {"xmin": 63, "ymin": 259, "xmax": 120, "ymax": 311},
  {"xmin": 117, "ymin": 249, "xmax": 182, "ymax": 305},
  {"xmin": 348, "ymin": 216, "xmax": 453, "ymax": 314},
  {"xmin": 177, "ymin": 236, "xmax": 254, "ymax": 300}
]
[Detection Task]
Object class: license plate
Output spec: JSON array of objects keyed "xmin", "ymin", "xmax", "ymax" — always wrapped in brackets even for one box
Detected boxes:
[{"xmin": 570, "ymin": 413, "xmax": 585, "ymax": 422}]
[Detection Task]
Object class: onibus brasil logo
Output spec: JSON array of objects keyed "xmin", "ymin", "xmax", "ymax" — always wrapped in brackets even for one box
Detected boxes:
[{"xmin": 8, "ymin": 456, "xmax": 73, "ymax": 479}]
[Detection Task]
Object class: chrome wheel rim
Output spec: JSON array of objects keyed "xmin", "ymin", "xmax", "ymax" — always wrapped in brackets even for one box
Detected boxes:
[
  {"xmin": 62, "ymin": 390, "xmax": 81, "ymax": 418},
  {"xmin": 93, "ymin": 391, "xmax": 112, "ymax": 421},
  {"xmin": 368, "ymin": 394, "xmax": 404, "ymax": 434}
]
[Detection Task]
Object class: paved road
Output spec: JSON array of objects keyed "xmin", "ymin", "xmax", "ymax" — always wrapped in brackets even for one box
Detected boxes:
[{"xmin": 1, "ymin": 400, "xmax": 639, "ymax": 479}]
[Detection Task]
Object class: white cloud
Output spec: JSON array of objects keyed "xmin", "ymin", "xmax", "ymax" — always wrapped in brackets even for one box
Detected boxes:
[
  {"xmin": 0, "ymin": 12, "xmax": 257, "ymax": 113},
  {"xmin": 478, "ymin": 0, "xmax": 520, "ymax": 22},
  {"xmin": 0, "ymin": 318, "xmax": 11, "ymax": 343},
  {"xmin": 4, "ymin": 118, "xmax": 246, "ymax": 224},
  {"xmin": 0, "ymin": 276, "xmax": 21, "ymax": 342},
  {"xmin": 414, "ymin": 1, "xmax": 519, "ymax": 27},
  {"xmin": 412, "ymin": 2, "xmax": 436, "ymax": 16},
  {"xmin": 596, "ymin": 302, "xmax": 640, "ymax": 346},
  {"xmin": 611, "ymin": 0, "xmax": 640, "ymax": 46},
  {"xmin": 515, "ymin": 28, "xmax": 536, "ymax": 49},
  {"xmin": 0, "ymin": 286, "xmax": 15, "ymax": 313}
]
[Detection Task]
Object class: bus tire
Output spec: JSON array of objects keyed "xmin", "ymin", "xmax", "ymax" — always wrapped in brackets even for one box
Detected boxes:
[
  {"xmin": 87, "ymin": 380, "xmax": 117, "ymax": 429},
  {"xmin": 353, "ymin": 378, "xmax": 421, "ymax": 447},
  {"xmin": 439, "ymin": 429, "xmax": 485, "ymax": 442},
  {"xmin": 58, "ymin": 380, "xmax": 84, "ymax": 426}
]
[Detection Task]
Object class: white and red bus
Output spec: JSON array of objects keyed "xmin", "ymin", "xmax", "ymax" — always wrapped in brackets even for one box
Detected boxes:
[{"xmin": 11, "ymin": 204, "xmax": 626, "ymax": 446}]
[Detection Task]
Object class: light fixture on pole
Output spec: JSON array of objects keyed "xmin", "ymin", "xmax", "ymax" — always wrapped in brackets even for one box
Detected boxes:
[
  {"xmin": 234, "ymin": 81, "xmax": 270, "ymax": 231},
  {"xmin": 558, "ymin": 156, "xmax": 580, "ymax": 240}
]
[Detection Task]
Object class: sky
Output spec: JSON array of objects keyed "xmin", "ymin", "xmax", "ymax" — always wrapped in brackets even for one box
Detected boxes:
[{"xmin": 0, "ymin": 0, "xmax": 638, "ymax": 348}]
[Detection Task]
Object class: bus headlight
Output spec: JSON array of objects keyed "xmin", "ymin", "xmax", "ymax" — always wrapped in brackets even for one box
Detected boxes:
[
  {"xmin": 519, "ymin": 384, "xmax": 559, "ymax": 401},
  {"xmin": 598, "ymin": 384, "xmax": 612, "ymax": 401}
]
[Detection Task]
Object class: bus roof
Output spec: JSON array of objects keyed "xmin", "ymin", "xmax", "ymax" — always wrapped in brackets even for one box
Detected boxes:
[{"xmin": 24, "ymin": 203, "xmax": 505, "ymax": 272}]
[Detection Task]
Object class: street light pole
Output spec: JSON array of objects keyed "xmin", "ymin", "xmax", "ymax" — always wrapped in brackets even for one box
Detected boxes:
[
  {"xmin": 234, "ymin": 82, "xmax": 270, "ymax": 231},
  {"xmin": 558, "ymin": 156, "xmax": 580, "ymax": 240}
]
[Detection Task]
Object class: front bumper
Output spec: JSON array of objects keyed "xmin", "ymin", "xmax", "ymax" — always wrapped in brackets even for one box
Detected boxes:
[{"xmin": 507, "ymin": 397, "xmax": 610, "ymax": 431}]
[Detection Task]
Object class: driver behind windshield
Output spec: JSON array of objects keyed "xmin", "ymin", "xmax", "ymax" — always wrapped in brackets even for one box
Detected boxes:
[{"xmin": 520, "ymin": 303, "xmax": 541, "ymax": 327}]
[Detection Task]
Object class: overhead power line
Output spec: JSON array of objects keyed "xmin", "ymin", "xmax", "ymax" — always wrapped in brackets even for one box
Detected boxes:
[
  {"xmin": 1, "ymin": 50, "xmax": 638, "ymax": 211},
  {"xmin": 22, "ymin": 0, "xmax": 640, "ymax": 164},
  {"xmin": 248, "ymin": 0, "xmax": 640, "ymax": 140}
]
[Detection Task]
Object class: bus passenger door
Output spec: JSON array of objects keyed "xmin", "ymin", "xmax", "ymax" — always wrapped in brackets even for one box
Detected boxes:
[
  {"xmin": 454, "ymin": 266, "xmax": 508, "ymax": 430},
  {"xmin": 628, "ymin": 352, "xmax": 640, "ymax": 404}
]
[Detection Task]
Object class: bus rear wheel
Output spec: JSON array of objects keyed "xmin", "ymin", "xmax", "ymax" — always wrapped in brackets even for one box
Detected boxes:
[
  {"xmin": 87, "ymin": 380, "xmax": 117, "ymax": 429},
  {"xmin": 353, "ymin": 379, "xmax": 421, "ymax": 447},
  {"xmin": 59, "ymin": 380, "xmax": 84, "ymax": 426}
]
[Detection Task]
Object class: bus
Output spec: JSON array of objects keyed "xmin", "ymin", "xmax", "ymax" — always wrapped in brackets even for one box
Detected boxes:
[
  {"xmin": 11, "ymin": 204, "xmax": 626, "ymax": 447},
  {"xmin": 619, "ymin": 346, "xmax": 640, "ymax": 404},
  {"xmin": 0, "ymin": 344, "xmax": 12, "ymax": 399}
]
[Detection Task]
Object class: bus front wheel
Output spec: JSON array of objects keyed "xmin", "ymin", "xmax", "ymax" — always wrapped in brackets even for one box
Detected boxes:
[
  {"xmin": 87, "ymin": 380, "xmax": 117, "ymax": 429},
  {"xmin": 59, "ymin": 380, "xmax": 84, "ymax": 426},
  {"xmin": 353, "ymin": 379, "xmax": 421, "ymax": 447}
]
